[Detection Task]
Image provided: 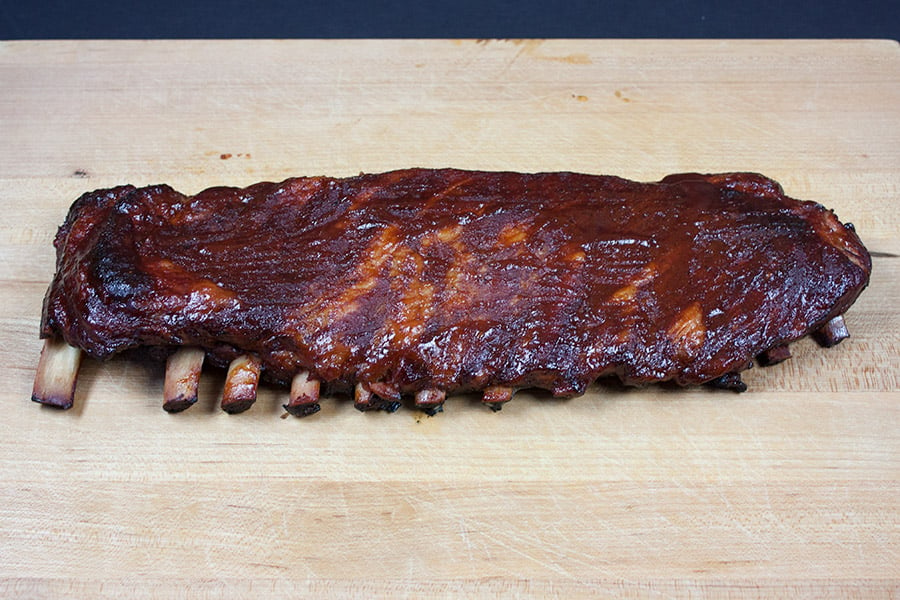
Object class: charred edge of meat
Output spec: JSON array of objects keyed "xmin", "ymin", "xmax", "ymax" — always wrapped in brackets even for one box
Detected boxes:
[
  {"xmin": 704, "ymin": 372, "xmax": 747, "ymax": 393},
  {"xmin": 163, "ymin": 396, "xmax": 197, "ymax": 413}
]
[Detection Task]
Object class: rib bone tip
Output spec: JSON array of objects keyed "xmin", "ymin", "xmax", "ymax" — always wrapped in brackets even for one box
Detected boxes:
[
  {"xmin": 354, "ymin": 382, "xmax": 401, "ymax": 413},
  {"xmin": 283, "ymin": 402, "xmax": 321, "ymax": 417},
  {"xmin": 32, "ymin": 338, "xmax": 82, "ymax": 410},
  {"xmin": 482, "ymin": 386, "xmax": 514, "ymax": 410},
  {"xmin": 31, "ymin": 393, "xmax": 74, "ymax": 410},
  {"xmin": 221, "ymin": 354, "xmax": 261, "ymax": 414},
  {"xmin": 415, "ymin": 389, "xmax": 446, "ymax": 415},
  {"xmin": 758, "ymin": 344, "xmax": 792, "ymax": 366},
  {"xmin": 162, "ymin": 395, "xmax": 196, "ymax": 413},
  {"xmin": 353, "ymin": 382, "xmax": 373, "ymax": 411},
  {"xmin": 814, "ymin": 315, "xmax": 850, "ymax": 348},
  {"xmin": 163, "ymin": 347, "xmax": 205, "ymax": 412},
  {"xmin": 285, "ymin": 371, "xmax": 321, "ymax": 416}
]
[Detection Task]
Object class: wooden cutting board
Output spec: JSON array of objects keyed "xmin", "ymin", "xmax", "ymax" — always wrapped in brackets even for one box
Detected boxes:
[{"xmin": 1, "ymin": 40, "xmax": 897, "ymax": 598}]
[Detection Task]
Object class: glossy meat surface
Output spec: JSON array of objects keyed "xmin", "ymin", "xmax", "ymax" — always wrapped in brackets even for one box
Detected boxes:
[{"xmin": 41, "ymin": 169, "xmax": 871, "ymax": 398}]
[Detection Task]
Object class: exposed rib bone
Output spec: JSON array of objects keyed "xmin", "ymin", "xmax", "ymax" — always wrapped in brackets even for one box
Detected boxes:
[
  {"xmin": 813, "ymin": 315, "xmax": 850, "ymax": 347},
  {"xmin": 482, "ymin": 386, "xmax": 513, "ymax": 411},
  {"xmin": 353, "ymin": 382, "xmax": 374, "ymax": 410},
  {"xmin": 221, "ymin": 354, "xmax": 262, "ymax": 414},
  {"xmin": 284, "ymin": 371, "xmax": 321, "ymax": 417},
  {"xmin": 757, "ymin": 344, "xmax": 792, "ymax": 366},
  {"xmin": 354, "ymin": 383, "xmax": 401, "ymax": 413},
  {"xmin": 414, "ymin": 388, "xmax": 446, "ymax": 415},
  {"xmin": 163, "ymin": 347, "xmax": 205, "ymax": 412},
  {"xmin": 31, "ymin": 338, "xmax": 82, "ymax": 409}
]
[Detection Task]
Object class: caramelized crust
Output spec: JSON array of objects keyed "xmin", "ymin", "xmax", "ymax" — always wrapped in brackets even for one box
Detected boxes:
[{"xmin": 41, "ymin": 169, "xmax": 871, "ymax": 400}]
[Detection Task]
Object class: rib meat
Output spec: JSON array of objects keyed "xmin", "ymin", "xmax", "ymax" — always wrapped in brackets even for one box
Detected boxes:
[{"xmin": 36, "ymin": 169, "xmax": 871, "ymax": 413}]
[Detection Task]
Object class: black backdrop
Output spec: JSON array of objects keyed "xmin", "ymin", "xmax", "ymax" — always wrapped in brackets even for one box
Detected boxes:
[{"xmin": 1, "ymin": 0, "xmax": 897, "ymax": 39}]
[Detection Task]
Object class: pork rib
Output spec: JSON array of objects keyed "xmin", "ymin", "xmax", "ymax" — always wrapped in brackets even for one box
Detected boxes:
[{"xmin": 35, "ymin": 169, "xmax": 871, "ymax": 413}]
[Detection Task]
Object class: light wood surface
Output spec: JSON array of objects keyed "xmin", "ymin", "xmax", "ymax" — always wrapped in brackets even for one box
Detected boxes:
[{"xmin": 1, "ymin": 40, "xmax": 898, "ymax": 598}]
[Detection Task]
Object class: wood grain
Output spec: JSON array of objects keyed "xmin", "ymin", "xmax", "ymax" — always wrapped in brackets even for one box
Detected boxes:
[{"xmin": 1, "ymin": 39, "xmax": 898, "ymax": 599}]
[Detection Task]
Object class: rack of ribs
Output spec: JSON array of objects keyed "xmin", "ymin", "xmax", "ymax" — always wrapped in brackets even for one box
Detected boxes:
[{"xmin": 32, "ymin": 169, "xmax": 871, "ymax": 415}]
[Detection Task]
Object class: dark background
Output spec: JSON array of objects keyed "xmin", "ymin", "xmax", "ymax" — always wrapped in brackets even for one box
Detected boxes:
[{"xmin": 1, "ymin": 0, "xmax": 897, "ymax": 39}]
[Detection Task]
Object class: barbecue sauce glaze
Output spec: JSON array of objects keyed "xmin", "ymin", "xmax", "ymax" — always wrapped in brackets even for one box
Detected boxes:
[{"xmin": 41, "ymin": 169, "xmax": 871, "ymax": 397}]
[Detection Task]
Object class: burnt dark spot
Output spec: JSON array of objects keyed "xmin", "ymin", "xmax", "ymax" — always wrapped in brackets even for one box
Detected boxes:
[
  {"xmin": 92, "ymin": 228, "xmax": 153, "ymax": 301},
  {"xmin": 283, "ymin": 402, "xmax": 321, "ymax": 417},
  {"xmin": 705, "ymin": 372, "xmax": 747, "ymax": 393},
  {"xmin": 72, "ymin": 169, "xmax": 89, "ymax": 178},
  {"xmin": 163, "ymin": 394, "xmax": 197, "ymax": 412},
  {"xmin": 354, "ymin": 399, "xmax": 401, "ymax": 413}
]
